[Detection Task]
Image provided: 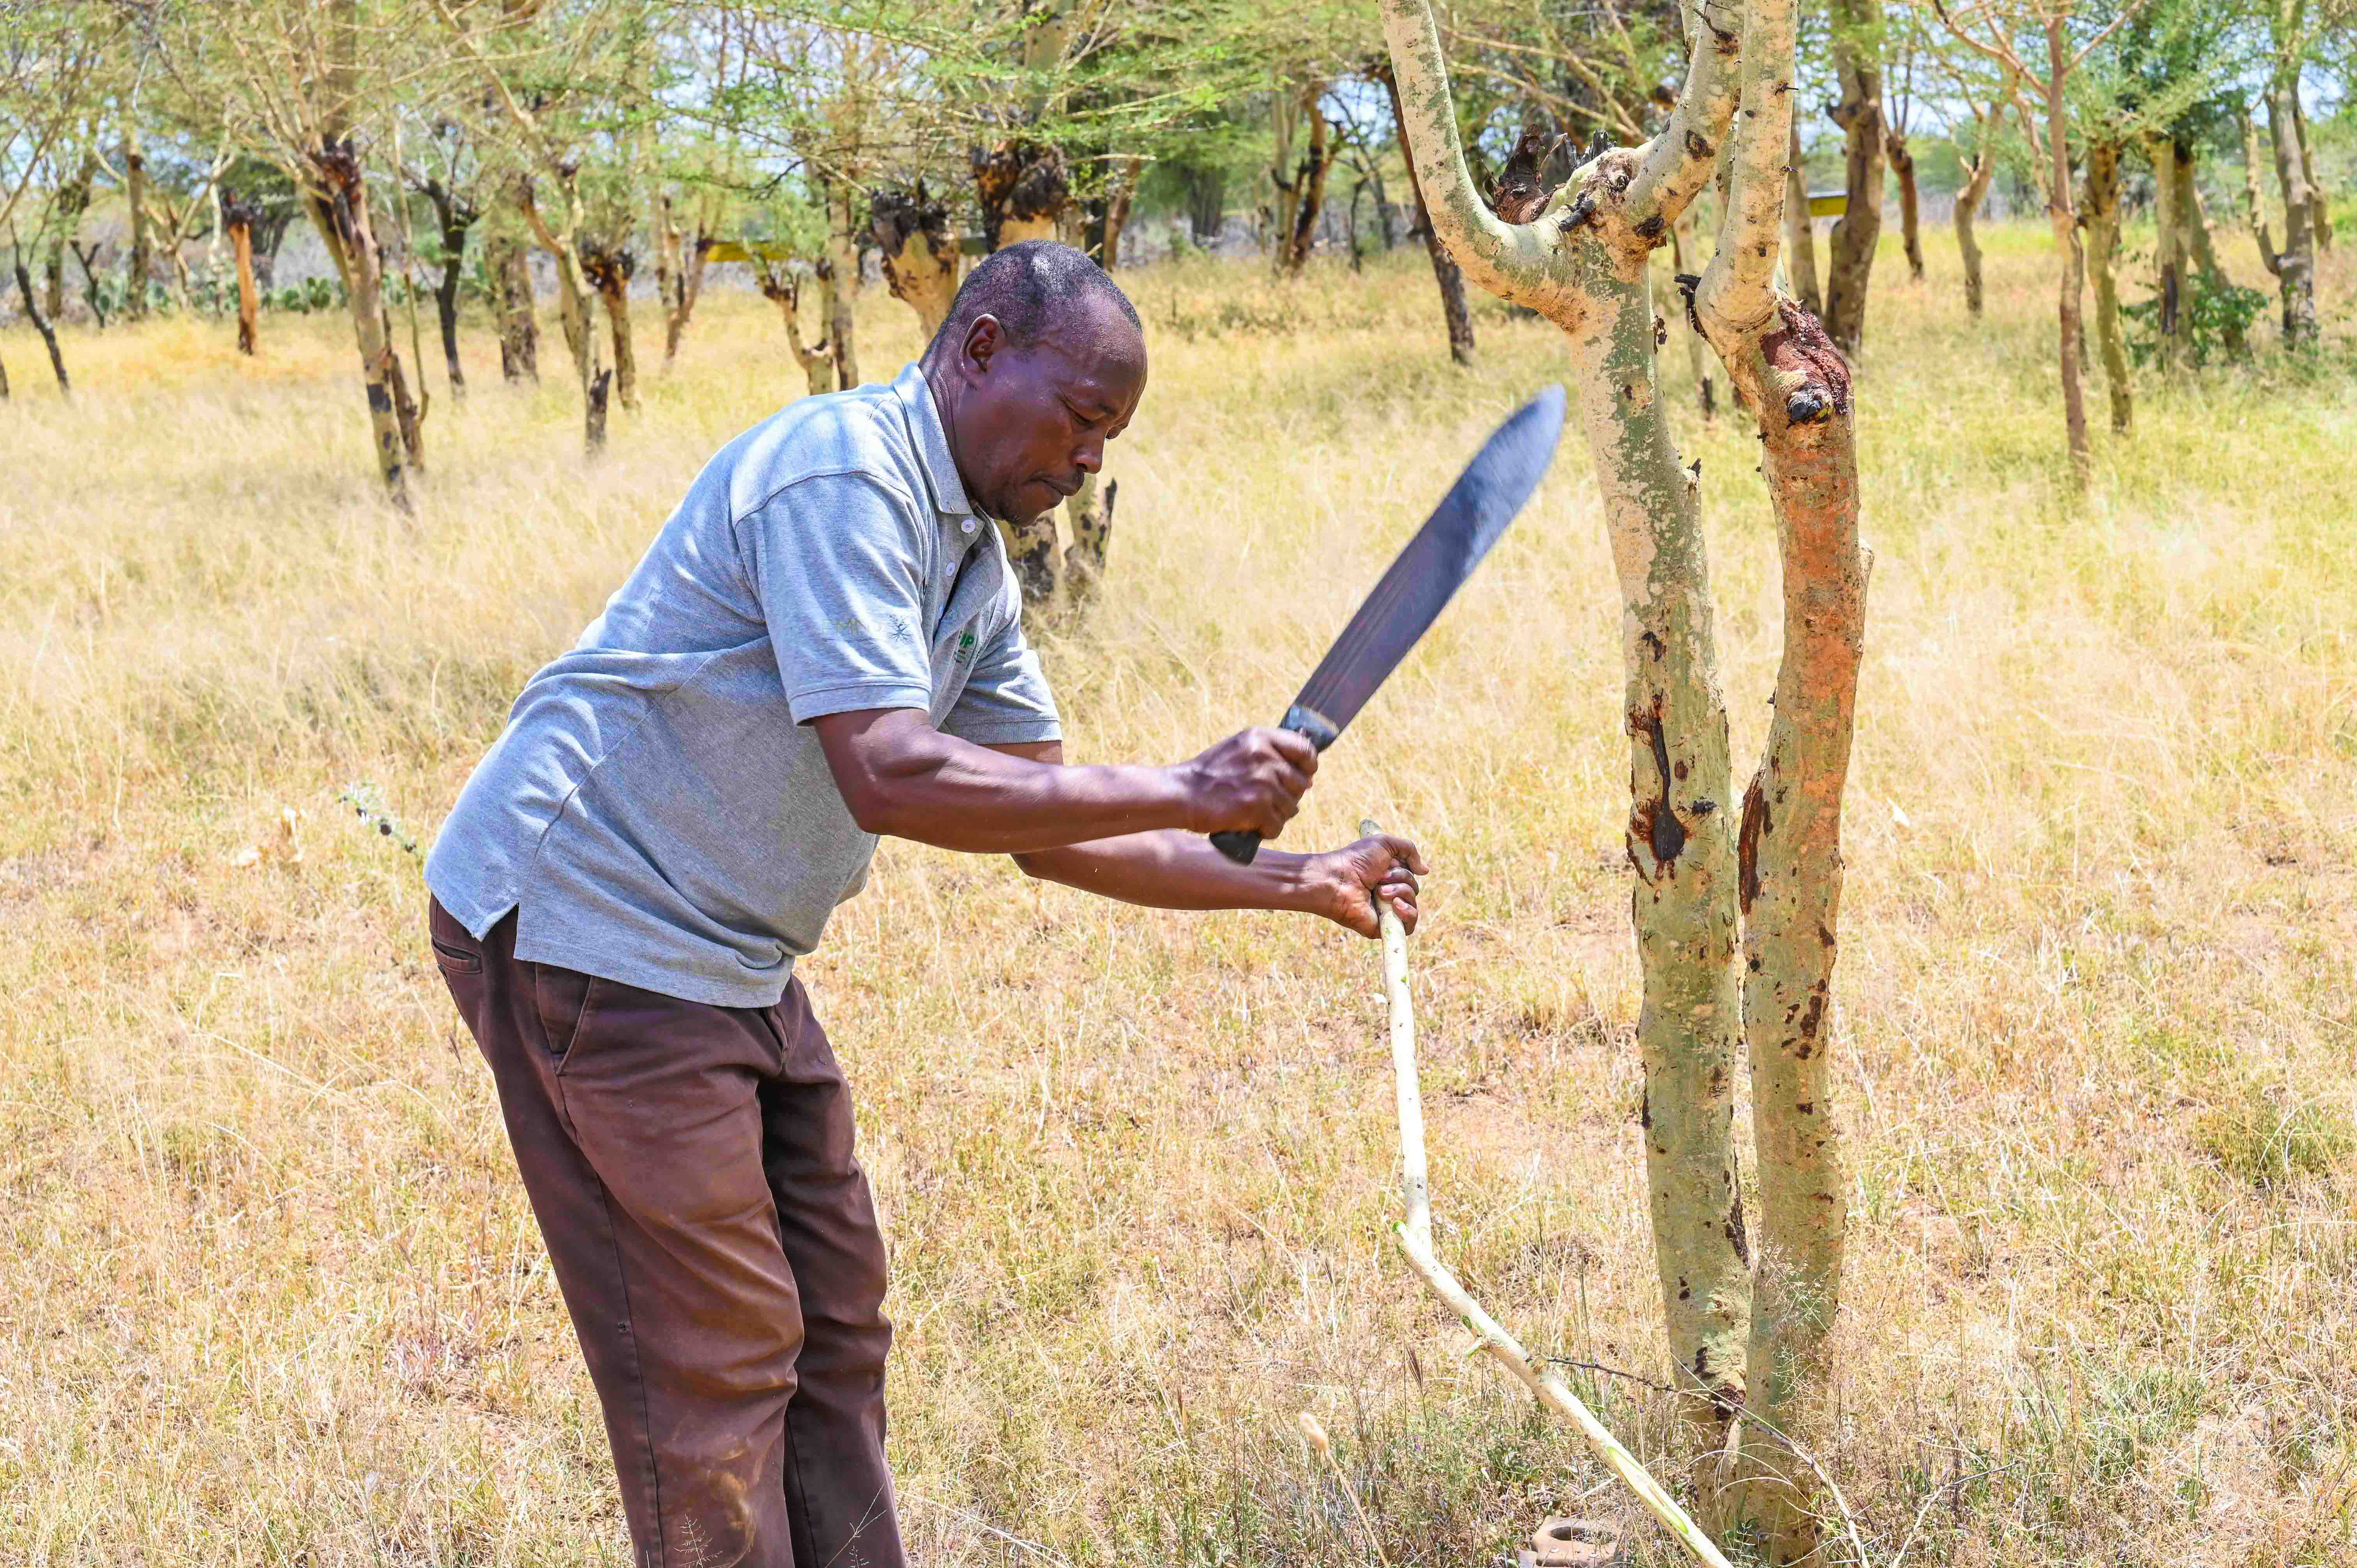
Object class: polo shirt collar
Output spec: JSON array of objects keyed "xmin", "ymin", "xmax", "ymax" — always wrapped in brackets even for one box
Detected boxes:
[{"xmin": 891, "ymin": 362, "xmax": 977, "ymax": 521}]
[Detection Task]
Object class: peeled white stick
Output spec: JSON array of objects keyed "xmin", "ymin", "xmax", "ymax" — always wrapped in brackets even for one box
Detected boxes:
[{"xmin": 1360, "ymin": 820, "xmax": 1734, "ymax": 1568}]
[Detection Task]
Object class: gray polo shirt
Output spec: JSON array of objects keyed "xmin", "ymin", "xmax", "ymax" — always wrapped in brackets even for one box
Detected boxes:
[{"xmin": 425, "ymin": 362, "xmax": 1061, "ymax": 1007}]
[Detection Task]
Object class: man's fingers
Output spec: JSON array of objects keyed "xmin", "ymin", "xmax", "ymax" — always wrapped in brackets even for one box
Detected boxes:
[
  {"xmin": 1265, "ymin": 727, "xmax": 1319, "ymax": 772},
  {"xmin": 1380, "ymin": 833, "xmax": 1431, "ymax": 876}
]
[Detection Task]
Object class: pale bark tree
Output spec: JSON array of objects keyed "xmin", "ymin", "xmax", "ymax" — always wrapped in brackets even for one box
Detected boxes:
[
  {"xmin": 1785, "ymin": 121, "xmax": 1822, "ymax": 313},
  {"xmin": 868, "ymin": 180, "xmax": 962, "ymax": 339},
  {"xmin": 1376, "ymin": 58, "xmax": 1477, "ymax": 365},
  {"xmin": 657, "ymin": 188, "xmax": 721, "ymax": 368},
  {"xmin": 1935, "ymin": 0, "xmax": 2140, "ymax": 489},
  {"xmin": 749, "ymin": 248, "xmax": 838, "ymax": 397},
  {"xmin": 433, "ymin": 0, "xmax": 615, "ymax": 451},
  {"xmin": 2083, "ymin": 137, "xmax": 2132, "ymax": 432},
  {"xmin": 1270, "ymin": 78, "xmax": 1339, "ymax": 275},
  {"xmin": 1953, "ymin": 101, "xmax": 2000, "ymax": 318},
  {"xmin": 1822, "ymin": 0, "xmax": 1886, "ymax": 350},
  {"xmin": 1383, "ymin": 0, "xmax": 1868, "ymax": 1557},
  {"xmin": 221, "ymin": 184, "xmax": 261, "ymax": 353},
  {"xmin": 165, "ymin": 0, "xmax": 429, "ymax": 500},
  {"xmin": 2263, "ymin": 80, "xmax": 2319, "ymax": 344}
]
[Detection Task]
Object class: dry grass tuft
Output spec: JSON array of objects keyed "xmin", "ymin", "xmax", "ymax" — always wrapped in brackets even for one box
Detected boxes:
[{"xmin": 3, "ymin": 223, "xmax": 2355, "ymax": 1566}]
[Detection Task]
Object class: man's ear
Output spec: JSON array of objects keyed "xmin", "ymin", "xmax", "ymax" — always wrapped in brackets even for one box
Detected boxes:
[{"xmin": 961, "ymin": 315, "xmax": 1004, "ymax": 377}]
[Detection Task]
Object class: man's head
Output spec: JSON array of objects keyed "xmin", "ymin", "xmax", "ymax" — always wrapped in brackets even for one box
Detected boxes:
[{"xmin": 920, "ymin": 240, "xmax": 1147, "ymax": 526}]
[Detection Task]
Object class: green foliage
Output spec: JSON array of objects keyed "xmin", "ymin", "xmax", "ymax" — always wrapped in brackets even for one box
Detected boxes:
[
  {"xmin": 265, "ymin": 276, "xmax": 345, "ymax": 315},
  {"xmin": 2121, "ymin": 271, "xmax": 2270, "ymax": 367}
]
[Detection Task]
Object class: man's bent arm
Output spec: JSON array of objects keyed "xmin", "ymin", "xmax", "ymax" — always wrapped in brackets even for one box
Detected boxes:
[{"xmin": 809, "ymin": 708, "xmax": 1316, "ymax": 855}]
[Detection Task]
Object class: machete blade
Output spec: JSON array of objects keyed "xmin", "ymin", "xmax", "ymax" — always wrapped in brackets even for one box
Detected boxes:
[{"xmin": 1289, "ymin": 383, "xmax": 1567, "ymax": 737}]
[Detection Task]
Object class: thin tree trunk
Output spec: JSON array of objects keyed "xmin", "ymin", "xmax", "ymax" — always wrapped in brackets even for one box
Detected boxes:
[
  {"xmin": 44, "ymin": 240, "xmax": 65, "ymax": 321},
  {"xmin": 2044, "ymin": 23, "xmax": 2090, "ymax": 488},
  {"xmin": 12, "ymin": 250, "xmax": 69, "ymax": 393},
  {"xmin": 304, "ymin": 144, "xmax": 412, "ymax": 506},
  {"xmin": 2172, "ymin": 145, "xmax": 2246, "ymax": 357},
  {"xmin": 1955, "ymin": 148, "xmax": 1994, "ymax": 320},
  {"xmin": 759, "ymin": 260, "xmax": 835, "ymax": 397},
  {"xmin": 224, "ymin": 196, "xmax": 260, "ymax": 355},
  {"xmin": 1278, "ymin": 84, "xmax": 1337, "ymax": 275},
  {"xmin": 2083, "ymin": 140, "xmax": 2132, "ymax": 435},
  {"xmin": 2294, "ymin": 95, "xmax": 2331, "ymax": 251},
  {"xmin": 2241, "ymin": 102, "xmax": 2277, "ymax": 268},
  {"xmin": 2148, "ymin": 136, "xmax": 2184, "ymax": 369},
  {"xmin": 1378, "ymin": 61, "xmax": 1475, "ymax": 365},
  {"xmin": 1672, "ymin": 210, "xmax": 1716, "ymax": 422},
  {"xmin": 425, "ymin": 186, "xmax": 470, "ymax": 399},
  {"xmin": 1886, "ymin": 128, "xmax": 1923, "ymax": 281},
  {"xmin": 125, "ymin": 130, "xmax": 152, "ymax": 322},
  {"xmin": 1785, "ymin": 120, "xmax": 1821, "ymax": 314},
  {"xmin": 69, "ymin": 241, "xmax": 106, "ymax": 327},
  {"xmin": 1822, "ymin": 0, "xmax": 1885, "ymax": 352},
  {"xmin": 1062, "ymin": 473, "xmax": 1115, "ymax": 610},
  {"xmin": 825, "ymin": 185, "xmax": 860, "ymax": 389},
  {"xmin": 1100, "ymin": 157, "xmax": 1141, "ymax": 268},
  {"xmin": 518, "ymin": 177, "xmax": 607, "ymax": 452},
  {"xmin": 2266, "ymin": 82, "xmax": 2318, "ymax": 346},
  {"xmin": 589, "ymin": 252, "xmax": 639, "ymax": 414},
  {"xmin": 489, "ymin": 219, "xmax": 537, "ymax": 382},
  {"xmin": 1725, "ymin": 307, "xmax": 1863, "ymax": 1568}
]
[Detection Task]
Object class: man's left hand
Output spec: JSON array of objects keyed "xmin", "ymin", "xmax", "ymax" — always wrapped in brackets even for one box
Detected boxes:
[{"xmin": 1309, "ymin": 833, "xmax": 1428, "ymax": 938}]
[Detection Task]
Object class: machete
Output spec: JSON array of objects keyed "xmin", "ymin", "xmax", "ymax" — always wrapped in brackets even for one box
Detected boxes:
[{"xmin": 1210, "ymin": 384, "xmax": 1568, "ymax": 864}]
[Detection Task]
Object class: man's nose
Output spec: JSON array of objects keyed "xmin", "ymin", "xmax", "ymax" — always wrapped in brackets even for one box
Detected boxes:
[{"xmin": 1072, "ymin": 435, "xmax": 1104, "ymax": 475}]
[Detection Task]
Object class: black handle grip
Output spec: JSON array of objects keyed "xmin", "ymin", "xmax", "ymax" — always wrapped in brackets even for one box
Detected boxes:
[{"xmin": 1206, "ymin": 704, "xmax": 1343, "ymax": 865}]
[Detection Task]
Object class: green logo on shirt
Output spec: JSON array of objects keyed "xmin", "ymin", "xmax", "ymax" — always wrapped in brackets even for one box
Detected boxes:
[{"xmin": 954, "ymin": 630, "xmax": 978, "ymax": 666}]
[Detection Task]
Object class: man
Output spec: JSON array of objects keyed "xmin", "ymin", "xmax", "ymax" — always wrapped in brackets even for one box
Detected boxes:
[{"xmin": 424, "ymin": 240, "xmax": 1424, "ymax": 1568}]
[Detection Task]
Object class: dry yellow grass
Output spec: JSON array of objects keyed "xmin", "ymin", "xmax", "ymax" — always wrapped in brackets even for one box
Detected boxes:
[{"xmin": 3, "ymin": 221, "xmax": 2354, "ymax": 1567}]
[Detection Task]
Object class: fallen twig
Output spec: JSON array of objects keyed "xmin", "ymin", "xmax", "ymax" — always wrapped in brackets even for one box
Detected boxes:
[{"xmin": 1361, "ymin": 819, "xmax": 1734, "ymax": 1568}]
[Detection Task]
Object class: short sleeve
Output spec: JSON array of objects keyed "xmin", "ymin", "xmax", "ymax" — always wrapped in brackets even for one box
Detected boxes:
[
  {"xmin": 942, "ymin": 608, "xmax": 1062, "ymax": 745},
  {"xmin": 738, "ymin": 473, "xmax": 937, "ymax": 724}
]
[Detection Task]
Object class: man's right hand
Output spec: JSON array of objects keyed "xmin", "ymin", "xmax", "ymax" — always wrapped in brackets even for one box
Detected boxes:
[{"xmin": 1169, "ymin": 726, "xmax": 1320, "ymax": 839}]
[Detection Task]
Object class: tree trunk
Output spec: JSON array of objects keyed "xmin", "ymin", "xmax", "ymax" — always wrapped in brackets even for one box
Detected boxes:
[
  {"xmin": 1062, "ymin": 474, "xmax": 1115, "ymax": 610},
  {"xmin": 2083, "ymin": 141, "xmax": 2132, "ymax": 435},
  {"xmin": 225, "ymin": 198, "xmax": 260, "ymax": 355},
  {"xmin": 46, "ymin": 155, "xmax": 93, "ymax": 323},
  {"xmin": 2170, "ymin": 145, "xmax": 2246, "ymax": 357},
  {"xmin": 585, "ymin": 247, "xmax": 639, "ymax": 414},
  {"xmin": 1378, "ymin": 62, "xmax": 1475, "ymax": 366},
  {"xmin": 13, "ymin": 252, "xmax": 69, "ymax": 393},
  {"xmin": 2294, "ymin": 95, "xmax": 2331, "ymax": 251},
  {"xmin": 1100, "ymin": 156, "xmax": 1141, "ymax": 269},
  {"xmin": 2043, "ymin": 24, "xmax": 2090, "ymax": 488},
  {"xmin": 383, "ymin": 302, "xmax": 428, "ymax": 467},
  {"xmin": 44, "ymin": 241, "xmax": 65, "ymax": 321},
  {"xmin": 303, "ymin": 144, "xmax": 413, "ymax": 507},
  {"xmin": 2266, "ymin": 82, "xmax": 2318, "ymax": 346},
  {"xmin": 2147, "ymin": 136, "xmax": 2185, "ymax": 369},
  {"xmin": 870, "ymin": 183, "xmax": 963, "ymax": 339},
  {"xmin": 1785, "ymin": 121, "xmax": 1821, "ymax": 315},
  {"xmin": 124, "ymin": 132, "xmax": 153, "ymax": 322},
  {"xmin": 759, "ymin": 260, "xmax": 836, "ymax": 397},
  {"xmin": 69, "ymin": 242, "xmax": 106, "ymax": 327},
  {"xmin": 1822, "ymin": 0, "xmax": 1885, "ymax": 353},
  {"xmin": 518, "ymin": 177, "xmax": 606, "ymax": 453},
  {"xmin": 1724, "ymin": 309, "xmax": 1863, "ymax": 1568},
  {"xmin": 1672, "ymin": 210, "xmax": 1716, "ymax": 422},
  {"xmin": 425, "ymin": 187, "xmax": 471, "ymax": 399},
  {"xmin": 1886, "ymin": 128, "xmax": 1923, "ymax": 281},
  {"xmin": 2241, "ymin": 102, "xmax": 2275, "ymax": 265},
  {"xmin": 1276, "ymin": 83, "xmax": 1337, "ymax": 275},
  {"xmin": 489, "ymin": 220, "xmax": 538, "ymax": 382}
]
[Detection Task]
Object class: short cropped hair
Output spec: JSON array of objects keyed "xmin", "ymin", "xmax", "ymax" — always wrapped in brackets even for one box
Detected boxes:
[{"xmin": 927, "ymin": 239, "xmax": 1141, "ymax": 357}]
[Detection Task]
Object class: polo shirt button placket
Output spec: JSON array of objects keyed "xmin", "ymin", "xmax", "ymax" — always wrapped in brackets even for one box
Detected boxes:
[{"xmin": 961, "ymin": 519, "xmax": 976, "ymax": 534}]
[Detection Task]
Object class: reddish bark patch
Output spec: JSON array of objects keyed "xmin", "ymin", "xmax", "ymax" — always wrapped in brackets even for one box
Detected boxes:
[
  {"xmin": 1762, "ymin": 297, "xmax": 1853, "ymax": 425},
  {"xmin": 1630, "ymin": 700, "xmax": 1688, "ymax": 870},
  {"xmin": 1737, "ymin": 773, "xmax": 1770, "ymax": 914},
  {"xmin": 1489, "ymin": 123, "xmax": 1562, "ymax": 224}
]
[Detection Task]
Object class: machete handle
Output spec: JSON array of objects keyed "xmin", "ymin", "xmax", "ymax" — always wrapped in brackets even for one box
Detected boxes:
[{"xmin": 1209, "ymin": 704, "xmax": 1343, "ymax": 865}]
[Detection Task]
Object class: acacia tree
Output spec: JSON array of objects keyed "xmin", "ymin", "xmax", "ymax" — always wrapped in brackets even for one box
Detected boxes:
[
  {"xmin": 1823, "ymin": 0, "xmax": 1886, "ymax": 349},
  {"xmin": 161, "ymin": 0, "xmax": 429, "ymax": 500},
  {"xmin": 0, "ymin": 4, "xmax": 111, "ymax": 393},
  {"xmin": 1381, "ymin": 0, "xmax": 1868, "ymax": 1554},
  {"xmin": 1936, "ymin": 0, "xmax": 2141, "ymax": 488},
  {"xmin": 2253, "ymin": 0, "xmax": 2321, "ymax": 343}
]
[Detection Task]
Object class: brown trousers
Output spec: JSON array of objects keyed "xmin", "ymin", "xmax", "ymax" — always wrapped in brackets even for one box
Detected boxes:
[{"xmin": 430, "ymin": 899, "xmax": 904, "ymax": 1568}]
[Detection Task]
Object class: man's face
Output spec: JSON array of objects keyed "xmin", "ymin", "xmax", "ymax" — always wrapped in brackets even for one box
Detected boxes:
[{"xmin": 939, "ymin": 299, "xmax": 1147, "ymax": 525}]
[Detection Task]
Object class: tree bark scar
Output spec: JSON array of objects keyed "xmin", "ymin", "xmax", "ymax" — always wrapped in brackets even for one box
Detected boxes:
[
  {"xmin": 1795, "ymin": 980, "xmax": 1829, "ymax": 1051},
  {"xmin": 1632, "ymin": 701, "xmax": 1688, "ymax": 869},
  {"xmin": 1737, "ymin": 772, "xmax": 1769, "ymax": 914},
  {"xmin": 1762, "ymin": 297, "xmax": 1853, "ymax": 425},
  {"xmin": 1727, "ymin": 1184, "xmax": 1749, "ymax": 1265}
]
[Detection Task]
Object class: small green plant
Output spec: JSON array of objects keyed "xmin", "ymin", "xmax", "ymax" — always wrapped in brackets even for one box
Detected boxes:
[
  {"xmin": 2196, "ymin": 1084, "xmax": 2354, "ymax": 1187},
  {"xmin": 2122, "ymin": 273, "xmax": 2269, "ymax": 368},
  {"xmin": 336, "ymin": 781, "xmax": 421, "ymax": 860}
]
